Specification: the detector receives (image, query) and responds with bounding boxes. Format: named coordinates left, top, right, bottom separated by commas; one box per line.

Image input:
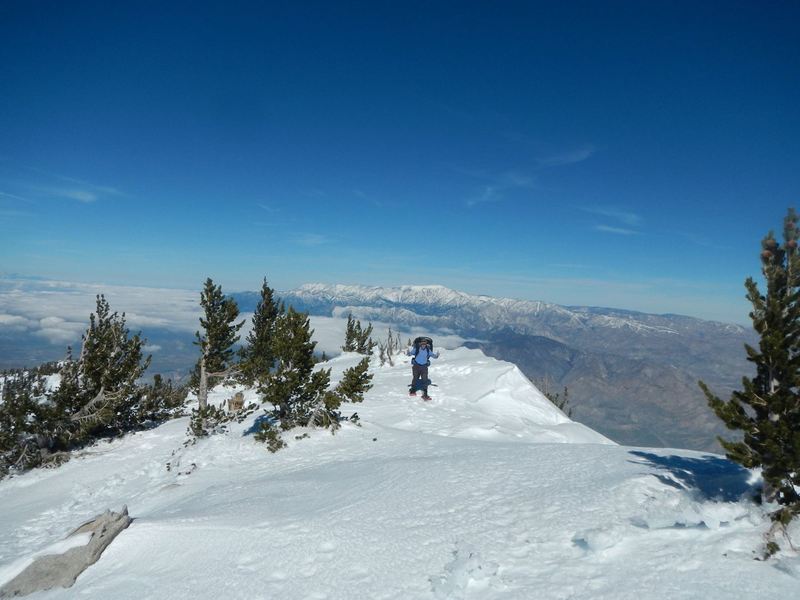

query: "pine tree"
left=136, top=374, right=187, bottom=425
left=1, top=297, right=175, bottom=478
left=260, top=307, right=320, bottom=426
left=254, top=421, right=287, bottom=452
left=342, top=313, right=358, bottom=352
left=0, top=370, right=47, bottom=475
left=48, top=295, right=151, bottom=442
left=193, top=278, right=245, bottom=409
left=699, top=208, right=800, bottom=556
left=45, top=348, right=82, bottom=447
left=334, top=357, right=374, bottom=403
left=341, top=313, right=376, bottom=355
left=239, top=278, right=280, bottom=385
left=256, top=306, right=348, bottom=447
left=536, top=376, right=573, bottom=418
left=355, top=320, right=376, bottom=355
left=77, top=295, right=151, bottom=432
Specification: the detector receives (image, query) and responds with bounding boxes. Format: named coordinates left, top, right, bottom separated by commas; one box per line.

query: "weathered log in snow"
left=0, top=506, right=132, bottom=598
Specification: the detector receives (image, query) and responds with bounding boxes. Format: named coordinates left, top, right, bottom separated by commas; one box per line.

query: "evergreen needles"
left=189, top=278, right=374, bottom=446
left=700, top=208, right=800, bottom=557
left=0, top=296, right=185, bottom=477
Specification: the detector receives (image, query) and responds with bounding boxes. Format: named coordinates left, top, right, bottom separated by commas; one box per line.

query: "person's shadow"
left=629, top=451, right=759, bottom=502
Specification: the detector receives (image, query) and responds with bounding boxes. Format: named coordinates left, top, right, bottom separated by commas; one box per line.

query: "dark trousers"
left=411, top=363, right=429, bottom=393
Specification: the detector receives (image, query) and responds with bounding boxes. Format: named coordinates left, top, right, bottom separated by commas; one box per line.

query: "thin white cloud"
left=35, top=187, right=99, bottom=203
left=50, top=174, right=124, bottom=197
left=537, top=145, right=595, bottom=168
left=673, top=231, right=731, bottom=251
left=0, top=190, right=33, bottom=203
left=9, top=167, right=127, bottom=204
left=583, top=207, right=643, bottom=227
left=498, top=133, right=595, bottom=169
left=595, top=225, right=640, bottom=236
left=466, top=171, right=538, bottom=207
left=498, top=171, right=537, bottom=189
left=467, top=185, right=503, bottom=207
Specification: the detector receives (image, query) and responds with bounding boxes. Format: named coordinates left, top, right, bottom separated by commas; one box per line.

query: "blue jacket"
left=408, top=346, right=439, bottom=366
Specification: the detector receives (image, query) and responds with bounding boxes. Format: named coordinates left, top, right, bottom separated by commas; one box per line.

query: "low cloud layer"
left=0, top=277, right=202, bottom=347
left=0, top=277, right=466, bottom=362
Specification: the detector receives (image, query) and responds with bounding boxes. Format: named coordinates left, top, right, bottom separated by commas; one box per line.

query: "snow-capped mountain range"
left=277, top=283, right=746, bottom=338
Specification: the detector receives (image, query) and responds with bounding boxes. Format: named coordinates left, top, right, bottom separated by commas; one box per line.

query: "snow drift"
left=0, top=347, right=797, bottom=599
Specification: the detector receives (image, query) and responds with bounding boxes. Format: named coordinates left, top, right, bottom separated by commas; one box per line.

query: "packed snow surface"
left=0, top=347, right=797, bottom=599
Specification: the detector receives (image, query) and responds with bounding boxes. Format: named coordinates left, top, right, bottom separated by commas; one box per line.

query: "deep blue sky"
left=1, top=1, right=798, bottom=324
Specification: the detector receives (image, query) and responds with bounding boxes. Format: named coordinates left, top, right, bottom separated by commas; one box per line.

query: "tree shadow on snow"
left=242, top=414, right=274, bottom=437
left=629, top=451, right=759, bottom=502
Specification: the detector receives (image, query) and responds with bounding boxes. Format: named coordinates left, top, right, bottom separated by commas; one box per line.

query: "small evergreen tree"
left=334, top=357, right=374, bottom=403
left=239, top=278, right=280, bottom=385
left=187, top=404, right=231, bottom=439
left=193, top=278, right=244, bottom=410
left=536, top=376, right=573, bottom=418
left=136, top=374, right=187, bottom=425
left=342, top=313, right=358, bottom=352
left=355, top=321, right=377, bottom=355
left=260, top=307, right=325, bottom=426
left=0, top=298, right=187, bottom=478
left=256, top=306, right=351, bottom=447
left=700, top=208, right=800, bottom=556
left=254, top=421, right=287, bottom=452
left=341, top=313, right=376, bottom=355
left=49, top=295, right=151, bottom=442
left=0, top=370, right=48, bottom=475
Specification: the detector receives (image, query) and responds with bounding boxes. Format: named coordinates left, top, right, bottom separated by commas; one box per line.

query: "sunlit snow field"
left=1, top=347, right=798, bottom=599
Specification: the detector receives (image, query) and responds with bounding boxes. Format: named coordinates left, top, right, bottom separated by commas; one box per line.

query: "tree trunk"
left=198, top=355, right=208, bottom=411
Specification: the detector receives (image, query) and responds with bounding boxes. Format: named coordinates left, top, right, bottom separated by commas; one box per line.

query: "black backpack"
left=412, top=336, right=434, bottom=355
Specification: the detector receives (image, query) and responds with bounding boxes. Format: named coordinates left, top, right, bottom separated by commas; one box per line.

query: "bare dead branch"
left=70, top=388, right=121, bottom=423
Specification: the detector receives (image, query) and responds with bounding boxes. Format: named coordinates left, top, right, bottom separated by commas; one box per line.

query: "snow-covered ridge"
left=287, top=283, right=741, bottom=336
left=324, top=346, right=612, bottom=445
left=1, top=346, right=795, bottom=599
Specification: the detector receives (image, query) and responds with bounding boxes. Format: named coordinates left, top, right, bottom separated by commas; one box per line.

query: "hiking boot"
left=409, top=389, right=417, bottom=396
left=422, top=394, right=432, bottom=401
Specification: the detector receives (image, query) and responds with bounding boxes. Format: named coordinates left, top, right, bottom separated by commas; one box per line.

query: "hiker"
left=407, top=336, right=439, bottom=400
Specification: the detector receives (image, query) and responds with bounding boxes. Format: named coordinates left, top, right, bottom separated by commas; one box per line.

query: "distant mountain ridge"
left=276, top=283, right=746, bottom=337
left=234, top=283, right=755, bottom=452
